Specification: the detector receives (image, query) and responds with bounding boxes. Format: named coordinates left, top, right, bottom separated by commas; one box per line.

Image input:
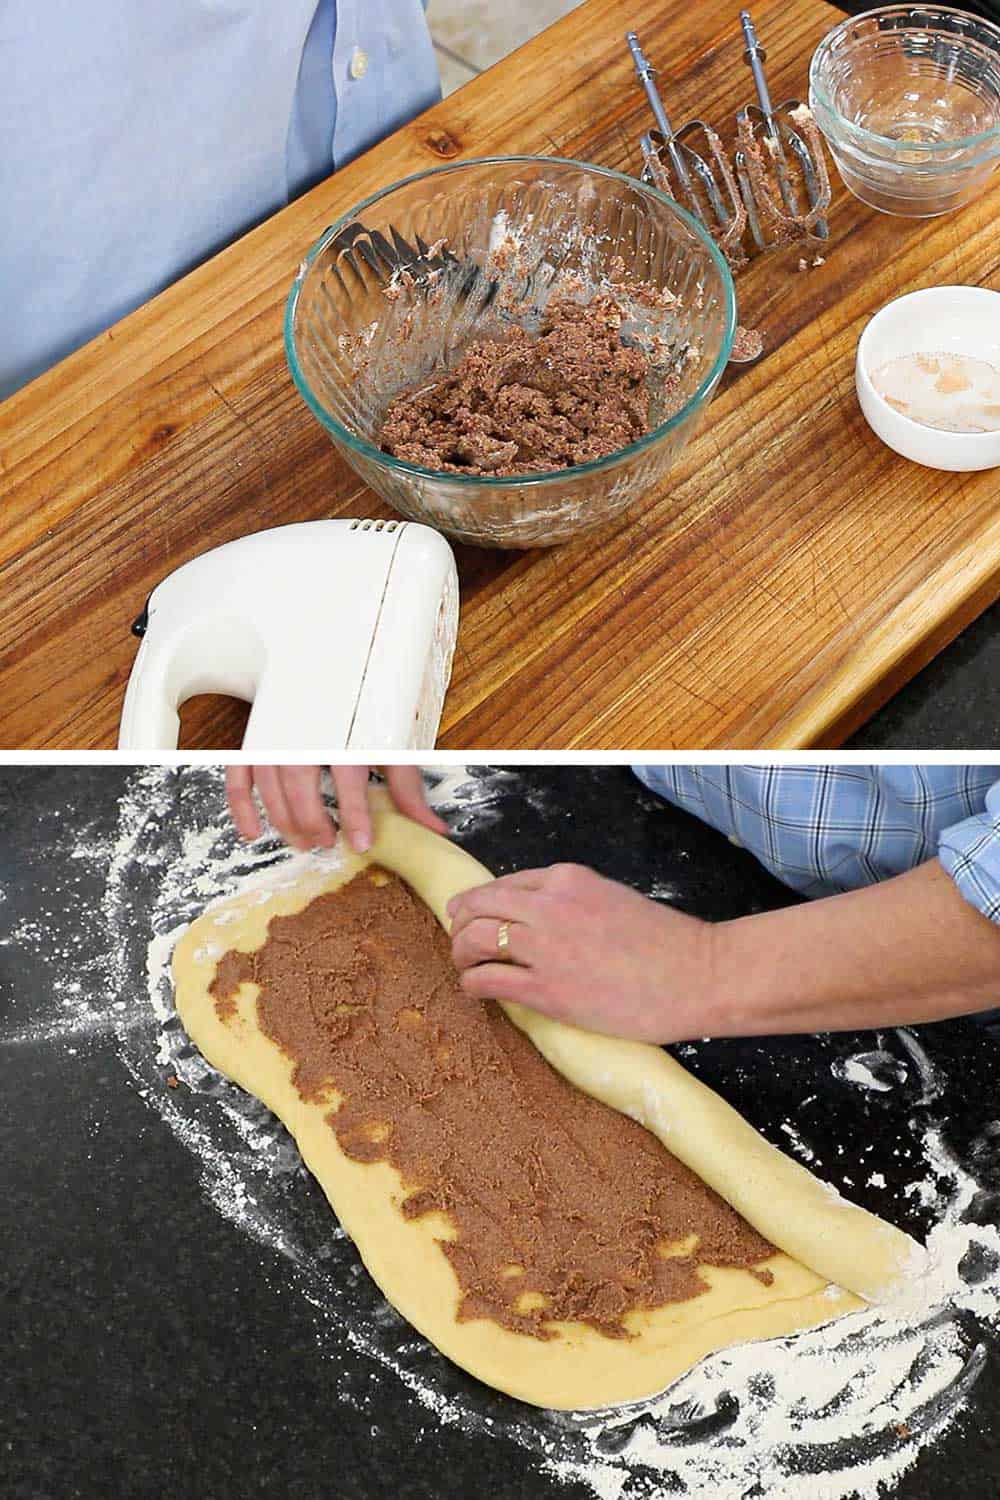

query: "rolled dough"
left=172, top=803, right=923, bottom=1410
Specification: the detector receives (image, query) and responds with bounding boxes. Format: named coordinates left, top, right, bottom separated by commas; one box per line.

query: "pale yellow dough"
left=172, top=804, right=924, bottom=1411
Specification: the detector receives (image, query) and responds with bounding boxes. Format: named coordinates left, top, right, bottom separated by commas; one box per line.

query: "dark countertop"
left=4, top=765, right=1000, bottom=1500
left=848, top=599, right=1000, bottom=751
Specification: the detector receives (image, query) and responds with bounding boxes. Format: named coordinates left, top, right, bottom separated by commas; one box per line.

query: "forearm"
left=706, top=858, right=1000, bottom=1038
left=447, top=853, right=1000, bottom=1044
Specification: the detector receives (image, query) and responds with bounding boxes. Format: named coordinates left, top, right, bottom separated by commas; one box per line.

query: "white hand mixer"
left=119, top=519, right=459, bottom=751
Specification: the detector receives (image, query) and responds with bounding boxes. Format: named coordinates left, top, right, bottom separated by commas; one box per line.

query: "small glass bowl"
left=285, top=156, right=735, bottom=549
left=809, top=4, right=1000, bottom=216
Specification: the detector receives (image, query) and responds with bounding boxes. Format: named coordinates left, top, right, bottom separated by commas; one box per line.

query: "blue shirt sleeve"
left=633, top=764, right=1000, bottom=920
left=939, top=780, right=1000, bottom=923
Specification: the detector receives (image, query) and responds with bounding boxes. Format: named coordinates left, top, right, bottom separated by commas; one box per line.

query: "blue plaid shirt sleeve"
left=939, top=779, right=1000, bottom=923
left=633, top=765, right=1000, bottom=924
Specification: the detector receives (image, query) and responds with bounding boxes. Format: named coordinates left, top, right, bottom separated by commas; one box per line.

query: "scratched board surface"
left=4, top=764, right=1000, bottom=1499
left=1, top=0, right=998, bottom=749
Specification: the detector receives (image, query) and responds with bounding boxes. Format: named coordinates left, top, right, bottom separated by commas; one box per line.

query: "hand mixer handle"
left=118, top=632, right=182, bottom=749
left=118, top=613, right=262, bottom=750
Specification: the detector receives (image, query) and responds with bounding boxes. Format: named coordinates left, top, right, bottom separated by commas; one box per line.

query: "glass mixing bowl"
left=809, top=5, right=1000, bottom=217
left=285, top=156, right=735, bottom=548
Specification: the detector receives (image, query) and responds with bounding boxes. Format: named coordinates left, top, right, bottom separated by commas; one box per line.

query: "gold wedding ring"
left=496, top=921, right=512, bottom=960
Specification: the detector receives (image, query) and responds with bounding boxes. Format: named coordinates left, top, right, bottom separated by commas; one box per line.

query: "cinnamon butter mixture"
left=210, top=871, right=776, bottom=1341
left=378, top=294, right=653, bottom=476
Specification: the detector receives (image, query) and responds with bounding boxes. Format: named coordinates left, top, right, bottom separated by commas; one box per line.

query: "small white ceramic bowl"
left=856, top=285, right=1000, bottom=470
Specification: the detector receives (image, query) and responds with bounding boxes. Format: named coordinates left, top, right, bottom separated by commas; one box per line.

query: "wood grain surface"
left=1, top=0, right=998, bottom=749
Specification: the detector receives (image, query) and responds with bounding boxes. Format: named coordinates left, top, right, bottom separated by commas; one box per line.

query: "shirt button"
left=350, top=46, right=369, bottom=80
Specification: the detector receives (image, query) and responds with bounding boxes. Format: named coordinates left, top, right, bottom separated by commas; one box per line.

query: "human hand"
left=226, top=766, right=447, bottom=853
left=447, top=863, right=715, bottom=1043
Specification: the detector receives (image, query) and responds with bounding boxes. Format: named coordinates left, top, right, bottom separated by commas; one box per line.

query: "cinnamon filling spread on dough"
left=378, top=295, right=653, bottom=476
left=210, top=871, right=776, bottom=1341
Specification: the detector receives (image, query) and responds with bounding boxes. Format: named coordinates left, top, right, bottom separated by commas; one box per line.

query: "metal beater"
left=627, top=31, right=748, bottom=269
left=734, top=11, right=831, bottom=250
left=628, top=13, right=831, bottom=265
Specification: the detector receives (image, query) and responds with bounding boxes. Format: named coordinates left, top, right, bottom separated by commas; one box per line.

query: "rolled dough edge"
left=366, top=802, right=927, bottom=1304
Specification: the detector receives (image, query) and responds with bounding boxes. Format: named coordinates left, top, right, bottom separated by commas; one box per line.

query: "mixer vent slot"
left=349, top=519, right=401, bottom=533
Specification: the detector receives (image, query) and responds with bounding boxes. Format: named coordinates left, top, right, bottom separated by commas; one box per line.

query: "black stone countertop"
left=4, top=765, right=1000, bottom=1500
left=848, top=601, right=1000, bottom=751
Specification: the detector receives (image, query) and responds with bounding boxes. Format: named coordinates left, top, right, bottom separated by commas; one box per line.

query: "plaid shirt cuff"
left=939, top=782, right=1000, bottom=925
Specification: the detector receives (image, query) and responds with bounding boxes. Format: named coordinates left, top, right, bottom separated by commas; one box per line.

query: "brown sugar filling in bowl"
left=210, top=871, right=776, bottom=1341
left=378, top=295, right=657, bottom=477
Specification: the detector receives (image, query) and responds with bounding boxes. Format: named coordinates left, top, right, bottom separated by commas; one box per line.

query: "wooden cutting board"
left=1, top=0, right=998, bottom=749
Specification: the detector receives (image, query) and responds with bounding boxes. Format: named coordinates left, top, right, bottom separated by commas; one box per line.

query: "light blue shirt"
left=2, top=1, right=440, bottom=400
left=634, top=764, right=1000, bottom=923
